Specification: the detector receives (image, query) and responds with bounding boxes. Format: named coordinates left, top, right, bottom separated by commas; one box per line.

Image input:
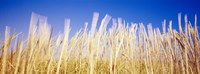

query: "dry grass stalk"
left=0, top=12, right=199, bottom=74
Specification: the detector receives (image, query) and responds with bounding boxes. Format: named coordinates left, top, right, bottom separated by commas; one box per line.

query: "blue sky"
left=0, top=0, right=200, bottom=39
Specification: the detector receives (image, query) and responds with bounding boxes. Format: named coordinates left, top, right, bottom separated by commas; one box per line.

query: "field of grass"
left=0, top=12, right=199, bottom=74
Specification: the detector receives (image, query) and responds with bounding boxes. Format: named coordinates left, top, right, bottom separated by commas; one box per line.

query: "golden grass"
left=0, top=12, right=199, bottom=74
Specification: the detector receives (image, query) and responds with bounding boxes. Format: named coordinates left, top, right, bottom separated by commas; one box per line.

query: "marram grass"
left=0, top=12, right=200, bottom=74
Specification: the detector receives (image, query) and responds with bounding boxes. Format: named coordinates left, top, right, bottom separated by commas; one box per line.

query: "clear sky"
left=0, top=0, right=200, bottom=39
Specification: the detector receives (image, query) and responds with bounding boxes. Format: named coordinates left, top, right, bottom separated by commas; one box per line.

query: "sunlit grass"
left=0, top=12, right=199, bottom=74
